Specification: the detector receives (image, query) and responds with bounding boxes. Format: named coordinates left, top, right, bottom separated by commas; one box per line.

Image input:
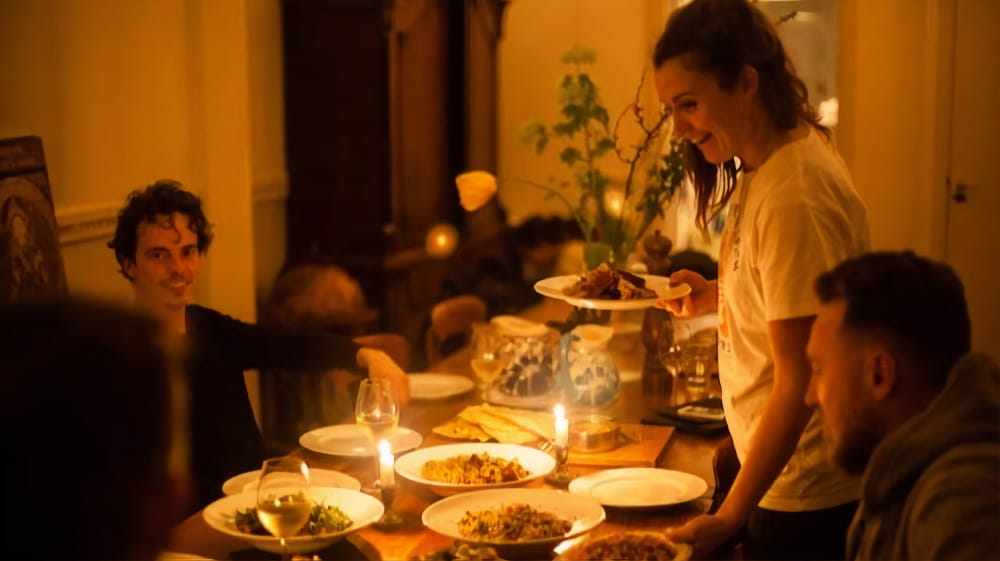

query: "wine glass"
left=469, top=322, right=505, bottom=401
left=658, top=322, right=694, bottom=404
left=355, top=378, right=399, bottom=491
left=256, top=457, right=311, bottom=561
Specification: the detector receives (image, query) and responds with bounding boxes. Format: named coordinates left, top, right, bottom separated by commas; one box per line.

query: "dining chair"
left=354, top=332, right=412, bottom=372
left=424, top=294, right=488, bottom=366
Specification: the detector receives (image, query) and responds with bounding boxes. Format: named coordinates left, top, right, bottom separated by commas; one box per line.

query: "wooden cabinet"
left=282, top=0, right=507, bottom=344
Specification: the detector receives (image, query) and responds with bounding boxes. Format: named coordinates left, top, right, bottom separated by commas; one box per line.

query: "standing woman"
left=653, top=0, right=869, bottom=559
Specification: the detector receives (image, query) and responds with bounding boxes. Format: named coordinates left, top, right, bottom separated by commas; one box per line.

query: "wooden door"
left=945, top=0, right=1000, bottom=360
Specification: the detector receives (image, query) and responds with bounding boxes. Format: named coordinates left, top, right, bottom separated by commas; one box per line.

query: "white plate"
left=408, top=373, right=476, bottom=400
left=202, top=487, right=383, bottom=554
left=222, top=468, right=361, bottom=496
left=423, top=488, right=605, bottom=557
left=484, top=386, right=557, bottom=410
left=534, top=274, right=691, bottom=310
left=394, top=442, right=556, bottom=496
left=299, top=424, right=422, bottom=457
left=568, top=467, right=708, bottom=508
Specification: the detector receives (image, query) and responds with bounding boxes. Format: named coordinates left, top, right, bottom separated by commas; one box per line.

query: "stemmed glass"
left=470, top=322, right=505, bottom=401
left=659, top=322, right=715, bottom=403
left=256, top=457, right=311, bottom=561
left=355, top=378, right=399, bottom=492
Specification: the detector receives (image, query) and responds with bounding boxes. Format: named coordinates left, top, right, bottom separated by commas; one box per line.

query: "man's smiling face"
left=124, top=212, right=201, bottom=313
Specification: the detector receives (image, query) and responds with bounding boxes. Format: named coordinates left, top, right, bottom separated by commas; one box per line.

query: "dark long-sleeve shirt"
left=185, top=305, right=360, bottom=509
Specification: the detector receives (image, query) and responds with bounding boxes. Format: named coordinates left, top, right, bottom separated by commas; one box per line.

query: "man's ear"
left=867, top=349, right=897, bottom=401
left=123, top=258, right=137, bottom=282
left=738, top=64, right=760, bottom=96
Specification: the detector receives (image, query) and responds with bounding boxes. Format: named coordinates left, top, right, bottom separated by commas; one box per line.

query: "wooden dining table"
left=167, top=299, right=726, bottom=560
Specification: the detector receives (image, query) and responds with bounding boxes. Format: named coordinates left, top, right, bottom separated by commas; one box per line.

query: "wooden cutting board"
left=567, top=423, right=674, bottom=467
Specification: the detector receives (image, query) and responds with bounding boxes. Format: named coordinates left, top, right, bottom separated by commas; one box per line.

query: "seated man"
left=805, top=251, right=999, bottom=560
left=0, top=299, right=189, bottom=560
left=108, top=179, right=409, bottom=509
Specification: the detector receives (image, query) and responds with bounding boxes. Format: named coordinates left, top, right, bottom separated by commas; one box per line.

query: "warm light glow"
left=425, top=223, right=458, bottom=258
left=378, top=439, right=395, bottom=488
left=604, top=190, right=625, bottom=217
left=553, top=403, right=569, bottom=448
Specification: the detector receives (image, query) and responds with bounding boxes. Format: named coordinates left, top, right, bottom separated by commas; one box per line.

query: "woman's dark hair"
left=108, top=179, right=213, bottom=280
left=815, top=251, right=971, bottom=383
left=652, top=0, right=826, bottom=230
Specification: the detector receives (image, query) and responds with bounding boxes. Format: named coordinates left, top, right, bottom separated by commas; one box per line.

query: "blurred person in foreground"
left=653, top=0, right=869, bottom=558
left=0, top=299, right=189, bottom=560
left=108, top=179, right=409, bottom=510
left=806, top=251, right=1000, bottom=560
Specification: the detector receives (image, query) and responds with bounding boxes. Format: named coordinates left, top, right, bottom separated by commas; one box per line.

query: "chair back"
left=354, top=332, right=412, bottom=371
left=425, top=294, right=487, bottom=365
left=0, top=136, right=68, bottom=304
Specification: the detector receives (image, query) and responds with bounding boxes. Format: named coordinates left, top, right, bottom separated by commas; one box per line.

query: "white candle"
left=554, top=403, right=569, bottom=448
left=378, top=439, right=395, bottom=488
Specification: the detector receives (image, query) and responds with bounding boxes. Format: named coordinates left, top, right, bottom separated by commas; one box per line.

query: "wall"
left=0, top=0, right=288, bottom=318
left=837, top=0, right=949, bottom=256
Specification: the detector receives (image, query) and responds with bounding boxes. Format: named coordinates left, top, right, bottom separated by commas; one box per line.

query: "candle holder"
left=372, top=482, right=403, bottom=531
left=544, top=443, right=574, bottom=488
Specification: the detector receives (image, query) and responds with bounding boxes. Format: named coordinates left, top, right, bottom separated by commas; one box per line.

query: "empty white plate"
left=409, top=373, right=476, bottom=400
left=299, top=424, right=422, bottom=457
left=568, top=467, right=708, bottom=508
left=222, top=467, right=360, bottom=496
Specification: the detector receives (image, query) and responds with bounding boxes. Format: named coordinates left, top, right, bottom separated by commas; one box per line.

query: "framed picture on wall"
left=0, top=136, right=68, bottom=304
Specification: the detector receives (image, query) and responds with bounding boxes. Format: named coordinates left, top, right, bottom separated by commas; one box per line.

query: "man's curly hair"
left=108, top=179, right=213, bottom=280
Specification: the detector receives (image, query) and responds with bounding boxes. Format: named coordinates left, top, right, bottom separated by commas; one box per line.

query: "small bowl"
left=569, top=414, right=619, bottom=453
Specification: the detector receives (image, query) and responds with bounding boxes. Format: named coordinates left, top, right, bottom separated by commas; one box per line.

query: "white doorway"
left=943, top=0, right=1000, bottom=361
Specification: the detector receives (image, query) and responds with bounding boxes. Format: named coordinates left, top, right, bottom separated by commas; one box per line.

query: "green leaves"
left=560, top=147, right=582, bottom=166
left=518, top=119, right=549, bottom=154
left=517, top=45, right=686, bottom=259
left=560, top=44, right=597, bottom=66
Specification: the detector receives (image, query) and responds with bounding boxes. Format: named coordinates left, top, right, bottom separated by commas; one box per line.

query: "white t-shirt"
left=717, top=127, right=869, bottom=511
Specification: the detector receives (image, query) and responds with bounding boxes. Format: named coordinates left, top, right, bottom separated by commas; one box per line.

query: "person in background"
left=0, top=299, right=189, bottom=560
left=264, top=262, right=379, bottom=336
left=107, top=180, right=409, bottom=510
left=806, top=251, right=999, bottom=560
left=652, top=0, right=870, bottom=558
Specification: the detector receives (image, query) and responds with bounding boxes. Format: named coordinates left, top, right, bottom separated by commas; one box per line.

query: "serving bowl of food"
left=422, top=488, right=605, bottom=559
left=203, top=487, right=383, bottom=554
left=394, top=442, right=556, bottom=497
left=557, top=530, right=692, bottom=561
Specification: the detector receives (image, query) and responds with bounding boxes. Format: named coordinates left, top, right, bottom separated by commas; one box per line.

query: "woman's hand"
left=656, top=269, right=718, bottom=317
left=666, top=512, right=742, bottom=559
left=356, top=348, right=411, bottom=408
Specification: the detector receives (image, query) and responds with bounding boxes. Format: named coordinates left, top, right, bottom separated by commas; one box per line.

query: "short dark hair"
left=108, top=179, right=213, bottom=280
left=652, top=0, right=824, bottom=231
left=815, top=251, right=971, bottom=381
left=0, top=299, right=186, bottom=559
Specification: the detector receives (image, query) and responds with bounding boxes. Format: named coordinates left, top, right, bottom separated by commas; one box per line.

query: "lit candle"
left=554, top=403, right=569, bottom=448
left=378, top=439, right=395, bottom=488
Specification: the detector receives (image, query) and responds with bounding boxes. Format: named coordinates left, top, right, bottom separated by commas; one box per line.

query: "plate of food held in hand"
left=534, top=263, right=690, bottom=310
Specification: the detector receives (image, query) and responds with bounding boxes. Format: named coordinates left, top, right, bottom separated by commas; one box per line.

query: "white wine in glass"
left=257, top=457, right=311, bottom=561
left=470, top=323, right=505, bottom=400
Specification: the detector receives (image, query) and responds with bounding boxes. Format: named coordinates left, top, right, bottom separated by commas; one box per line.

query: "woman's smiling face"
left=654, top=56, right=752, bottom=165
